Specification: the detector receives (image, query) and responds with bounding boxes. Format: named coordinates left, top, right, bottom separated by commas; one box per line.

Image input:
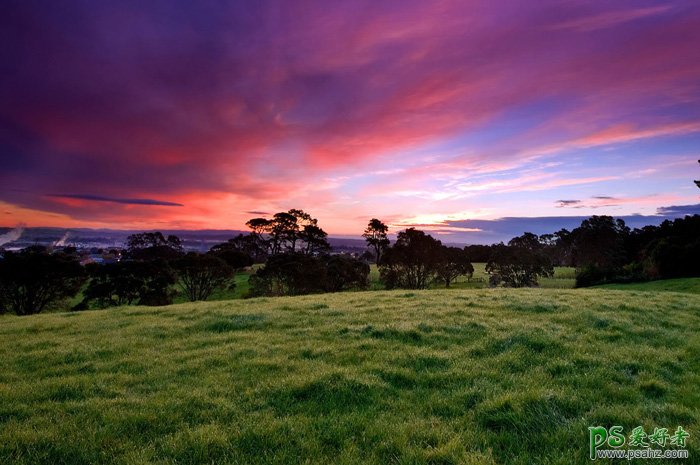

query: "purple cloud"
left=48, top=194, right=183, bottom=207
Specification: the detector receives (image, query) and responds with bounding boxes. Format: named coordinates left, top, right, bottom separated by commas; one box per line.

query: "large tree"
left=0, top=248, right=85, bottom=315
left=246, top=210, right=324, bottom=255
left=571, top=216, right=629, bottom=270
left=298, top=224, right=330, bottom=255
left=269, top=212, right=298, bottom=253
left=244, top=219, right=273, bottom=258
left=287, top=209, right=317, bottom=251
left=379, top=228, right=443, bottom=289
left=435, top=246, right=474, bottom=287
left=486, top=233, right=554, bottom=287
left=362, top=218, right=390, bottom=264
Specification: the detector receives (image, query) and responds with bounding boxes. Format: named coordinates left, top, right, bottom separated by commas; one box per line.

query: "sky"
left=1, top=0, right=700, bottom=242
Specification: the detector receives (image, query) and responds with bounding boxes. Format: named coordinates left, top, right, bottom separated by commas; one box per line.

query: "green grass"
left=594, top=277, right=700, bottom=294
left=1, top=288, right=699, bottom=464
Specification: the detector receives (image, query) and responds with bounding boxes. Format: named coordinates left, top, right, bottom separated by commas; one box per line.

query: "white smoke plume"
left=53, top=231, right=71, bottom=247
left=0, top=224, right=25, bottom=247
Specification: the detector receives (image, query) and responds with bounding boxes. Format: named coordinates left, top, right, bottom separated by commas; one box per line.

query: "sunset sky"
left=2, top=0, right=700, bottom=241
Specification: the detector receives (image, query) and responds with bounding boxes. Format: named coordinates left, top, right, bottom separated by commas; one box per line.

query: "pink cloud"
left=550, top=6, right=673, bottom=32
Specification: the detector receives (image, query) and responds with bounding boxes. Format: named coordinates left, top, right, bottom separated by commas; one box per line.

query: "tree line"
left=354, top=214, right=700, bottom=288
left=1, top=211, right=699, bottom=315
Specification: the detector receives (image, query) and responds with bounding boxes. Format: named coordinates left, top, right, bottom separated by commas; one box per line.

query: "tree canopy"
left=245, top=210, right=330, bottom=255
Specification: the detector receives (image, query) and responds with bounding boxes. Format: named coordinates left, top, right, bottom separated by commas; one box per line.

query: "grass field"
left=594, top=277, right=700, bottom=294
left=1, top=288, right=698, bottom=464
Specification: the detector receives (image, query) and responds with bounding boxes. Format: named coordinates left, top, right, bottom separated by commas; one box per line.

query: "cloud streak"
left=48, top=194, right=184, bottom=207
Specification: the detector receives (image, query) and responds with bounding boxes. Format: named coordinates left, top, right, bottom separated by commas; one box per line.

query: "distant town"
left=0, top=226, right=369, bottom=262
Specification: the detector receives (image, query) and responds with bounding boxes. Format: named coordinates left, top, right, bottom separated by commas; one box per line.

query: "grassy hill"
left=1, top=288, right=699, bottom=464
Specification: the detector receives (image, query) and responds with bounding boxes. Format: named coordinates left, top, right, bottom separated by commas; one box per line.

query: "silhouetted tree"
left=641, top=216, right=700, bottom=280
left=299, top=224, right=330, bottom=255
left=569, top=216, right=629, bottom=285
left=245, top=218, right=271, bottom=235
left=379, top=228, right=443, bottom=289
left=246, top=210, right=325, bottom=255
left=270, top=212, right=298, bottom=253
left=435, top=246, right=474, bottom=287
left=362, top=218, right=390, bottom=264
left=486, top=233, right=554, bottom=287
left=571, top=216, right=629, bottom=269
left=0, top=249, right=85, bottom=315
left=209, top=248, right=254, bottom=271
left=552, top=229, right=574, bottom=266
left=174, top=253, right=234, bottom=301
left=288, top=209, right=317, bottom=251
